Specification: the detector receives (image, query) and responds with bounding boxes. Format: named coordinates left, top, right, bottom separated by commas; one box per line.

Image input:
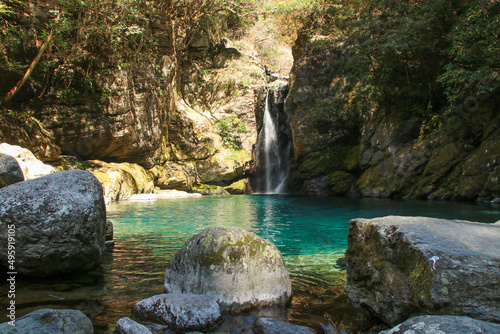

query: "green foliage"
left=437, top=0, right=500, bottom=106
left=216, top=117, right=247, bottom=150
left=298, top=0, right=499, bottom=136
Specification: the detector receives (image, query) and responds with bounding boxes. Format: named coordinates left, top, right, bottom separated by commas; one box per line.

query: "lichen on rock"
left=345, top=216, right=500, bottom=326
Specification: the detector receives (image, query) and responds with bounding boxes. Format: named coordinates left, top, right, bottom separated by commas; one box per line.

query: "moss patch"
left=299, top=145, right=358, bottom=179
left=408, top=260, right=433, bottom=304
left=192, top=183, right=229, bottom=195
left=194, top=232, right=256, bottom=267
left=327, top=171, right=356, bottom=195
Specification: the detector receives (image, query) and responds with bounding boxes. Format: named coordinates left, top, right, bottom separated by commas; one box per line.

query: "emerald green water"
left=2, top=196, right=499, bottom=333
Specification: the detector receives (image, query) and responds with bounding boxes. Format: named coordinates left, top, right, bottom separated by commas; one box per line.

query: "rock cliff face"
left=0, top=11, right=265, bottom=192
left=285, top=34, right=500, bottom=201
left=357, top=106, right=500, bottom=201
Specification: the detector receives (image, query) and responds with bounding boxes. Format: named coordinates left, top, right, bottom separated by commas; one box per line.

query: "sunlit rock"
left=0, top=170, right=106, bottom=276
left=0, top=143, right=55, bottom=179
left=88, top=160, right=155, bottom=202
left=346, top=216, right=500, bottom=326
left=133, top=293, right=221, bottom=332
left=164, top=226, right=292, bottom=311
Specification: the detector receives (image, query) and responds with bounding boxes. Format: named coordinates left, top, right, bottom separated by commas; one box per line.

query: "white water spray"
left=262, top=91, right=290, bottom=194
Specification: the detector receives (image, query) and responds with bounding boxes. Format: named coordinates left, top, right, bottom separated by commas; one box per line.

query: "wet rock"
left=164, top=227, right=292, bottom=311
left=0, top=153, right=24, bottom=188
left=346, top=216, right=500, bottom=326
left=0, top=143, right=55, bottom=179
left=379, top=315, right=500, bottom=334
left=133, top=293, right=221, bottom=332
left=0, top=170, right=106, bottom=276
left=253, top=318, right=315, bottom=334
left=0, top=308, right=93, bottom=333
left=327, top=171, right=356, bottom=196
left=232, top=317, right=315, bottom=334
left=116, top=317, right=152, bottom=334
left=105, top=220, right=114, bottom=241
left=302, top=175, right=329, bottom=196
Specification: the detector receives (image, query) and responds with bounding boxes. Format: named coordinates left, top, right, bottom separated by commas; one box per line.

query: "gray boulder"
left=346, top=216, right=500, bottom=326
left=0, top=308, right=93, bottom=333
left=0, top=153, right=24, bottom=188
left=133, top=293, right=221, bottom=332
left=116, top=317, right=152, bottom=334
left=0, top=170, right=106, bottom=276
left=379, top=315, right=500, bottom=334
left=164, top=227, right=292, bottom=311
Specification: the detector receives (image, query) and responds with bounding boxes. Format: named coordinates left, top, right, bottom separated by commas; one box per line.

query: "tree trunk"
left=1, top=14, right=60, bottom=106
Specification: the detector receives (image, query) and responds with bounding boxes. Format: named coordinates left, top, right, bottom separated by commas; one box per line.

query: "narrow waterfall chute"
left=256, top=88, right=292, bottom=194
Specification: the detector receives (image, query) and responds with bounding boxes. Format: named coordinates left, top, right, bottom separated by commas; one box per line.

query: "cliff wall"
left=286, top=35, right=500, bottom=201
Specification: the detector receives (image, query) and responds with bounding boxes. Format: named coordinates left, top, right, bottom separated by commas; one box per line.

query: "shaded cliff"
left=285, top=9, right=500, bottom=201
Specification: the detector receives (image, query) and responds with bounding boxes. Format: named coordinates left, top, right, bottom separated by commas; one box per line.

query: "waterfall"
left=259, top=90, right=291, bottom=194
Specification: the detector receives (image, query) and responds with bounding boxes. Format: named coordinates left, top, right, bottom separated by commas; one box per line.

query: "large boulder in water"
left=345, top=216, right=500, bottom=326
left=0, top=308, right=94, bottom=333
left=0, top=170, right=106, bottom=276
left=164, top=227, right=292, bottom=311
left=0, top=153, right=24, bottom=188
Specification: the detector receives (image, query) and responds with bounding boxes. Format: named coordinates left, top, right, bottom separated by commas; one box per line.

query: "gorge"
left=0, top=1, right=499, bottom=202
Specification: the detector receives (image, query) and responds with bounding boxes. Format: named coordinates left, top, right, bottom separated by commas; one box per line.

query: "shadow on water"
left=1, top=196, right=498, bottom=333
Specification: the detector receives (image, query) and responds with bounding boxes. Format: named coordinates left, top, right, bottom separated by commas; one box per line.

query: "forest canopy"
left=0, top=0, right=498, bottom=130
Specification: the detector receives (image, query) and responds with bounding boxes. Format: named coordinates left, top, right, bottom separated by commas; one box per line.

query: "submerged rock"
left=345, top=216, right=500, bottom=326
left=0, top=143, right=55, bottom=179
left=0, top=170, right=106, bottom=276
left=232, top=317, right=315, bottom=334
left=116, top=317, right=152, bottom=334
left=254, top=318, right=315, bottom=334
left=164, top=227, right=292, bottom=311
left=133, top=293, right=221, bottom=332
left=0, top=153, right=24, bottom=188
left=0, top=308, right=93, bottom=334
left=379, top=315, right=500, bottom=334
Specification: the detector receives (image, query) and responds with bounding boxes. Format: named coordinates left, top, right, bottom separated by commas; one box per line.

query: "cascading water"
left=257, top=90, right=292, bottom=194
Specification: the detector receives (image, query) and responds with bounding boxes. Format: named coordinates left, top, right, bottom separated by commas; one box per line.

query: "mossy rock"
left=346, top=216, right=500, bottom=326
left=327, top=171, right=356, bottom=195
left=298, top=145, right=357, bottom=179
left=192, top=183, right=229, bottom=195
left=164, top=227, right=292, bottom=311
left=224, top=179, right=247, bottom=194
